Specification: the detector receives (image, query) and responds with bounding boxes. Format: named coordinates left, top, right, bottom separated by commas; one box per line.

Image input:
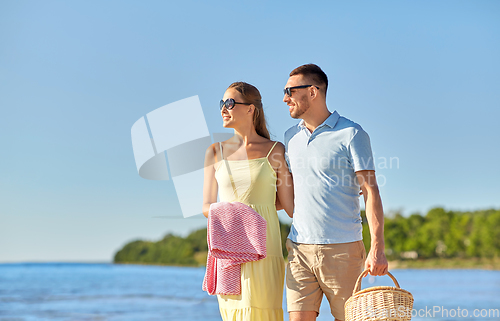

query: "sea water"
left=0, top=263, right=499, bottom=320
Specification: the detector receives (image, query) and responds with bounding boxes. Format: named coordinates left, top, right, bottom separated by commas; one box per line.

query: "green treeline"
left=113, top=208, right=500, bottom=266
left=114, top=228, right=208, bottom=266
left=365, top=208, right=500, bottom=260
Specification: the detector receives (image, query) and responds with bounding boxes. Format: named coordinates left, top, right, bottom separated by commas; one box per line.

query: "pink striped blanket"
left=202, top=201, right=267, bottom=295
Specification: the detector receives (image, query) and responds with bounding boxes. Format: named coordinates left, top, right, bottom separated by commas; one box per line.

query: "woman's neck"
left=232, top=125, right=261, bottom=145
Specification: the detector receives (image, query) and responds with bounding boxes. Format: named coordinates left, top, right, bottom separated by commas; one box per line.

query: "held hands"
left=365, top=247, right=388, bottom=276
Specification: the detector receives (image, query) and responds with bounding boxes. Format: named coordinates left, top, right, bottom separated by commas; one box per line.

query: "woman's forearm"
left=202, top=203, right=212, bottom=218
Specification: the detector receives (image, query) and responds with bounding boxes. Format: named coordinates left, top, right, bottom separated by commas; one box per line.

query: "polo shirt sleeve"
left=348, top=129, right=375, bottom=172
left=285, top=152, right=292, bottom=173
left=284, top=133, right=292, bottom=173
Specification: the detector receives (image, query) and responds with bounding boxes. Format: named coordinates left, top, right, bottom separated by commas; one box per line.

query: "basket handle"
left=352, top=269, right=400, bottom=295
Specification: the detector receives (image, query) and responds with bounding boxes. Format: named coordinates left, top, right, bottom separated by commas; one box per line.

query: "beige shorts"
left=286, top=238, right=366, bottom=320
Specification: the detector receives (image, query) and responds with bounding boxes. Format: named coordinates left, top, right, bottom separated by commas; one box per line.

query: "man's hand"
left=365, top=247, right=388, bottom=276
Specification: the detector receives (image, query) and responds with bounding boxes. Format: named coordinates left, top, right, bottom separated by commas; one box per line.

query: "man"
left=283, top=64, right=388, bottom=321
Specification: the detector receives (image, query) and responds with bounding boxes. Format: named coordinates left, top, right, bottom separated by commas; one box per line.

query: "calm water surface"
left=0, top=263, right=499, bottom=321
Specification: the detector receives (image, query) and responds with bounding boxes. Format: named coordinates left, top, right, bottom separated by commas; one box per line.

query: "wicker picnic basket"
left=345, top=269, right=414, bottom=321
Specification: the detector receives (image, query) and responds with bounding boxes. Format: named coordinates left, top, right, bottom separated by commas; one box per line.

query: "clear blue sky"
left=1, top=0, right=499, bottom=262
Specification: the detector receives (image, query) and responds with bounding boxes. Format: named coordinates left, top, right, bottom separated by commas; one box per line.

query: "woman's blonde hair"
left=227, top=82, right=270, bottom=139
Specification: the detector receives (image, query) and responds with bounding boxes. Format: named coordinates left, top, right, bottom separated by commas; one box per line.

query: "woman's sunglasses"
left=283, top=85, right=319, bottom=97
left=220, top=98, right=252, bottom=110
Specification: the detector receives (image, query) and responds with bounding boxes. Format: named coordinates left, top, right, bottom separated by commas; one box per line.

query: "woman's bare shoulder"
left=268, top=140, right=285, bottom=153
left=267, top=141, right=286, bottom=169
left=204, top=143, right=218, bottom=165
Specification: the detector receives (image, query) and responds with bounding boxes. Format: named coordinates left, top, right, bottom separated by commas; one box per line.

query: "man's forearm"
left=364, top=187, right=385, bottom=250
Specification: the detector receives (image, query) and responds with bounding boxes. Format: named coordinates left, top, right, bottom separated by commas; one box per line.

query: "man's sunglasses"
left=283, top=85, right=319, bottom=97
left=220, top=98, right=252, bottom=110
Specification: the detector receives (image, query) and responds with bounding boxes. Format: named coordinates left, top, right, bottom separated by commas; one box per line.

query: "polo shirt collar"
left=324, top=110, right=340, bottom=128
left=298, top=110, right=340, bottom=130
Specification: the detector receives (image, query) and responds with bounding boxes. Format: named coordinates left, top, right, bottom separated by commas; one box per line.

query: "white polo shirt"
left=285, top=110, right=375, bottom=244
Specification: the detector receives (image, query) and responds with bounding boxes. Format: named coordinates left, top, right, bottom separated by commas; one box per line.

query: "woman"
left=202, top=82, right=294, bottom=321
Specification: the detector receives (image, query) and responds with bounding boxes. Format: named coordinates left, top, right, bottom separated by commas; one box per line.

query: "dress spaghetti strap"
left=219, top=142, right=224, bottom=160
left=266, top=141, right=278, bottom=158
left=219, top=142, right=238, bottom=198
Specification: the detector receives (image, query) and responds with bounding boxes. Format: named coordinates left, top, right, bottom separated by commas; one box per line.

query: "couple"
left=202, top=64, right=388, bottom=321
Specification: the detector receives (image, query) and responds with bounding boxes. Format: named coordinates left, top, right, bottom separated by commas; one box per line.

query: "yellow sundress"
left=214, top=141, right=285, bottom=321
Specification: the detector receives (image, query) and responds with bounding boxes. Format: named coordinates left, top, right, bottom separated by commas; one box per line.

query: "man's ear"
left=309, top=86, right=319, bottom=100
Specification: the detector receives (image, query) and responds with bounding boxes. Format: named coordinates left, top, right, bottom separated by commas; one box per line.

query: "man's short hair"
left=289, top=64, right=328, bottom=95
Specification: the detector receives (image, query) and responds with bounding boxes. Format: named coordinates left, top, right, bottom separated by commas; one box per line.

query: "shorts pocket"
left=285, top=238, right=292, bottom=251
left=285, top=239, right=297, bottom=263
left=358, top=241, right=367, bottom=260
